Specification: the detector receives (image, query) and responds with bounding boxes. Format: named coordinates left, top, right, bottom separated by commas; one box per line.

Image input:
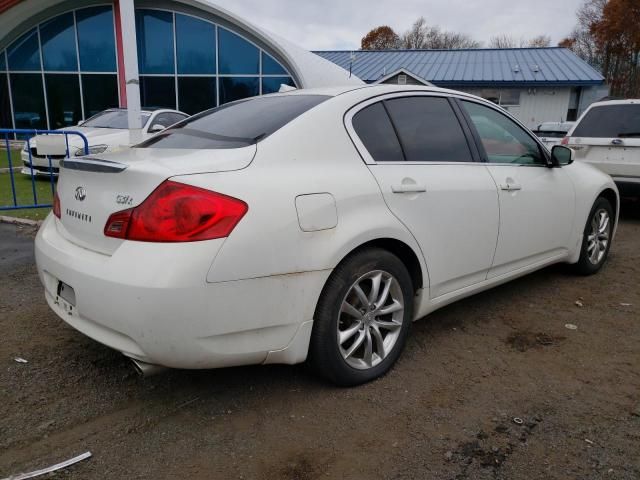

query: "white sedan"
left=35, top=85, right=618, bottom=386
left=21, top=108, right=188, bottom=176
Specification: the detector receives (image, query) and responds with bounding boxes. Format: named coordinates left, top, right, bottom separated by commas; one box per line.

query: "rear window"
left=573, top=104, right=640, bottom=138
left=138, top=95, right=330, bottom=149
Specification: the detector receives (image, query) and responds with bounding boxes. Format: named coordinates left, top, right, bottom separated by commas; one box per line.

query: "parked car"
left=564, top=99, right=640, bottom=196
left=21, top=108, right=189, bottom=177
left=35, top=86, right=619, bottom=386
left=533, top=121, right=575, bottom=149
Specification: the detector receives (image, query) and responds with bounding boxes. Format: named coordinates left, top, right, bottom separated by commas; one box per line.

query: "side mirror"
left=149, top=124, right=166, bottom=134
left=77, top=120, right=85, bottom=126
left=551, top=145, right=574, bottom=167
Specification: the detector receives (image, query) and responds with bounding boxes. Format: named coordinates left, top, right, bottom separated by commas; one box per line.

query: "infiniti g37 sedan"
left=35, top=85, right=619, bottom=386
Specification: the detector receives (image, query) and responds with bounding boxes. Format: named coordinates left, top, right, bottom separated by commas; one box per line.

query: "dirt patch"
left=506, top=331, right=566, bottom=352
left=1, top=202, right=640, bottom=479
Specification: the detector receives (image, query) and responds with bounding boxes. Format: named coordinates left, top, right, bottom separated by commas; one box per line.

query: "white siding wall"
left=504, top=87, right=571, bottom=130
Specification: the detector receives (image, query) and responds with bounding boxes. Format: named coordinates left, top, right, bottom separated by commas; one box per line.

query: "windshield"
left=573, top=104, right=640, bottom=138
left=82, top=110, right=152, bottom=129
left=138, top=95, right=330, bottom=149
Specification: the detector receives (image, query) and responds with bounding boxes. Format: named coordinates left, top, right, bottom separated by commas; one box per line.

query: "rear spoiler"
left=60, top=158, right=128, bottom=173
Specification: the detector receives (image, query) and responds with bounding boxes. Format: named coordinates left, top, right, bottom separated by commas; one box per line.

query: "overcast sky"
left=210, top=0, right=583, bottom=50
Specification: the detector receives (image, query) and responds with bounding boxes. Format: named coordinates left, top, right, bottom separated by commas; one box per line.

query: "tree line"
left=360, top=18, right=551, bottom=51
left=361, top=0, right=639, bottom=97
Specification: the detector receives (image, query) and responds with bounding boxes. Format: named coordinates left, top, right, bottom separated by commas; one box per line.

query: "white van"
left=565, top=100, right=640, bottom=196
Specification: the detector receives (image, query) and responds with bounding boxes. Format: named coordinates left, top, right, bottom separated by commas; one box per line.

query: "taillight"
left=561, top=136, right=570, bottom=145
left=53, top=191, right=61, bottom=219
left=104, top=180, right=248, bottom=242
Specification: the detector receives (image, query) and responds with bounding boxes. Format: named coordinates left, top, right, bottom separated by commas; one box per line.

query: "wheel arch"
left=329, top=237, right=425, bottom=294
left=598, top=188, right=619, bottom=224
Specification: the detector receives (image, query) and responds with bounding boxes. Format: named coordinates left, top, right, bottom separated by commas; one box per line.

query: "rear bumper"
left=35, top=215, right=329, bottom=369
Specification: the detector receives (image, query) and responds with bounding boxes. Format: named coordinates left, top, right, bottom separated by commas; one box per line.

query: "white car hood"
left=27, top=127, right=138, bottom=153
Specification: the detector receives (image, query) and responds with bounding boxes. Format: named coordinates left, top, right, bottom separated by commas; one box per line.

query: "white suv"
left=564, top=99, right=640, bottom=196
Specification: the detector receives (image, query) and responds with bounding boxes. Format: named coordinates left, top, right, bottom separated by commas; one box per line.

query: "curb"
left=0, top=215, right=43, bottom=227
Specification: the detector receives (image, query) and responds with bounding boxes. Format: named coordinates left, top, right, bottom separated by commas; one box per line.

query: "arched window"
left=135, top=9, right=296, bottom=115
left=1, top=5, right=119, bottom=130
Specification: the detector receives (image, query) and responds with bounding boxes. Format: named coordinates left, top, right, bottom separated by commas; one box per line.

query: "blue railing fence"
left=0, top=129, right=89, bottom=212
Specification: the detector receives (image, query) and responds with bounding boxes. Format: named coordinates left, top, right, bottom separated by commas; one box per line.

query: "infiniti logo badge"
left=75, top=186, right=87, bottom=202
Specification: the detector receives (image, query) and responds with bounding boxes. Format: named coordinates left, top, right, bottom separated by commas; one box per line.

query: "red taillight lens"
left=53, top=191, right=61, bottom=219
left=561, top=136, right=570, bottom=145
left=104, top=180, right=248, bottom=243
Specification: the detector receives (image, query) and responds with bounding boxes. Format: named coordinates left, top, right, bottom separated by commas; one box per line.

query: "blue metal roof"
left=313, top=48, right=604, bottom=87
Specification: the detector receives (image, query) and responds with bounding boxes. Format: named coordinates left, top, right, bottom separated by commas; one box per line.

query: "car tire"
left=573, top=197, right=614, bottom=275
left=309, top=248, right=414, bottom=386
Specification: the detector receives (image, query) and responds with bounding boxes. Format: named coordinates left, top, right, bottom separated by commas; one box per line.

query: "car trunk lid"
left=55, top=146, right=256, bottom=255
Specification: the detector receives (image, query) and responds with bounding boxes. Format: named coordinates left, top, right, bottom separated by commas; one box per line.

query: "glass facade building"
left=0, top=5, right=296, bottom=131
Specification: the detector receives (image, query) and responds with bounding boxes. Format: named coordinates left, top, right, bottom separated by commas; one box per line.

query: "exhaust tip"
left=130, top=358, right=166, bottom=377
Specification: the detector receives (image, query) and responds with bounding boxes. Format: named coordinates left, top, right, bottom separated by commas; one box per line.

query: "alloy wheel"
left=337, top=270, right=405, bottom=370
left=586, top=208, right=611, bottom=265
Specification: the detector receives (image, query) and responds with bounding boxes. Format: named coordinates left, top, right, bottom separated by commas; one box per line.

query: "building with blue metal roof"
left=315, top=48, right=608, bottom=129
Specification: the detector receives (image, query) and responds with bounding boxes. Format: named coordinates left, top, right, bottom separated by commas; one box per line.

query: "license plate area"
left=56, top=281, right=76, bottom=314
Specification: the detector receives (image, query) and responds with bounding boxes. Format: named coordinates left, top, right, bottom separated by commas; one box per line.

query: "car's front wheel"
left=309, top=248, right=414, bottom=386
left=574, top=197, right=614, bottom=275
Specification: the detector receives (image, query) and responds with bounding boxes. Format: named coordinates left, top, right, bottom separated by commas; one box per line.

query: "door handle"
left=611, top=139, right=624, bottom=146
left=500, top=183, right=522, bottom=192
left=391, top=184, right=427, bottom=194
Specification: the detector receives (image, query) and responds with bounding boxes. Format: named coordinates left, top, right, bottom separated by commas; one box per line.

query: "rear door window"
left=384, top=97, right=473, bottom=163
left=352, top=102, right=404, bottom=162
left=573, top=104, right=640, bottom=138
left=139, top=95, right=330, bottom=149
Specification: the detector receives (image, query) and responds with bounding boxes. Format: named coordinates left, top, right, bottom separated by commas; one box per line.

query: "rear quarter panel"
left=172, top=97, right=428, bottom=287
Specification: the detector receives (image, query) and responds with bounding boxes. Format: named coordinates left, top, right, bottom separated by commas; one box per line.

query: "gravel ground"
left=1, top=203, right=639, bottom=480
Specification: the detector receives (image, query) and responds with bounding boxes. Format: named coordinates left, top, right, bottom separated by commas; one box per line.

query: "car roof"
left=588, top=99, right=640, bottom=108
left=103, top=107, right=188, bottom=115
left=272, top=84, right=489, bottom=106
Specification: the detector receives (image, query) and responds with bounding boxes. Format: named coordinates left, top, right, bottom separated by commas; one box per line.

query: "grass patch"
left=0, top=149, right=21, bottom=169
left=0, top=171, right=54, bottom=221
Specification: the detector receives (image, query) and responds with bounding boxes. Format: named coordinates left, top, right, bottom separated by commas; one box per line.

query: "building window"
left=140, top=76, right=176, bottom=109
left=262, top=52, right=287, bottom=75
left=1, top=6, right=119, bottom=131
left=178, top=77, right=217, bottom=115
left=10, top=73, right=47, bottom=130
left=134, top=8, right=297, bottom=112
left=82, top=74, right=119, bottom=118
left=176, top=14, right=216, bottom=74
left=136, top=10, right=175, bottom=74
left=220, top=77, right=259, bottom=104
left=218, top=28, right=259, bottom=75
left=465, top=88, right=521, bottom=107
left=76, top=6, right=117, bottom=72
left=1, top=72, right=12, bottom=129
left=45, top=74, right=82, bottom=128
left=7, top=29, right=40, bottom=71
left=40, top=12, right=78, bottom=72
left=262, top=77, right=295, bottom=95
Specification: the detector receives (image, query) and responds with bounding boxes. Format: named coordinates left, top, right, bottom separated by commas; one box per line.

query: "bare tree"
left=489, top=34, right=518, bottom=48
left=402, top=17, right=429, bottom=49
left=361, top=26, right=401, bottom=50
left=401, top=17, right=480, bottom=49
left=528, top=35, right=552, bottom=47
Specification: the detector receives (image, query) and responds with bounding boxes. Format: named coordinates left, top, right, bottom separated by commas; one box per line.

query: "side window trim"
left=346, top=92, right=485, bottom=166
left=454, top=97, right=551, bottom=167
left=448, top=98, right=482, bottom=163
left=452, top=97, right=488, bottom=163
left=381, top=100, right=408, bottom=162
